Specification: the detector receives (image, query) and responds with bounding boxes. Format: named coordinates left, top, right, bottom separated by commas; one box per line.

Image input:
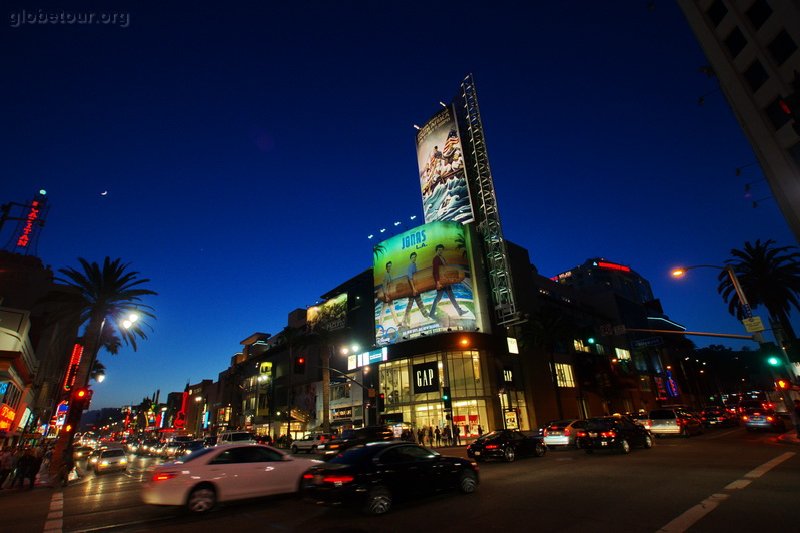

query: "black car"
left=700, top=406, right=737, bottom=428
left=466, top=429, right=546, bottom=462
left=317, top=425, right=395, bottom=457
left=578, top=416, right=654, bottom=454
left=302, top=441, right=479, bottom=515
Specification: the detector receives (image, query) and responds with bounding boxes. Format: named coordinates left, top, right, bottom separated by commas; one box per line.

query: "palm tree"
left=90, top=360, right=106, bottom=383
left=49, top=257, right=156, bottom=476
left=717, top=240, right=800, bottom=360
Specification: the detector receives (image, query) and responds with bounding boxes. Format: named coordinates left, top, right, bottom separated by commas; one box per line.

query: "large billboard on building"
left=373, top=220, right=486, bottom=346
left=307, top=293, right=347, bottom=331
left=416, top=106, right=474, bottom=224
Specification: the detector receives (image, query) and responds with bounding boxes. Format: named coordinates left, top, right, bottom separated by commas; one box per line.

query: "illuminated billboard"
left=373, top=220, right=486, bottom=346
left=307, top=293, right=347, bottom=331
left=416, top=106, right=474, bottom=224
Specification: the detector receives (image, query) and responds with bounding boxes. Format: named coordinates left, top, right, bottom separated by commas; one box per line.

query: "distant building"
left=679, top=0, right=800, bottom=242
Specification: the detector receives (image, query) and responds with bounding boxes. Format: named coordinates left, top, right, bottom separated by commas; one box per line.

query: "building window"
left=595, top=344, right=606, bottom=355
left=764, top=96, right=792, bottom=130
left=743, top=59, right=770, bottom=92
left=615, top=347, right=631, bottom=361
left=767, top=30, right=797, bottom=66
left=746, top=0, right=772, bottom=30
left=705, top=0, right=728, bottom=28
left=724, top=27, right=747, bottom=58
left=573, top=339, right=590, bottom=353
left=555, top=363, right=575, bottom=388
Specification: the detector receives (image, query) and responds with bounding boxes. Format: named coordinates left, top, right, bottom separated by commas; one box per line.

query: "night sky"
left=3, top=1, right=797, bottom=409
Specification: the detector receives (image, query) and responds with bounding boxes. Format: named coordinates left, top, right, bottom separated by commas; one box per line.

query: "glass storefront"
left=379, top=349, right=495, bottom=440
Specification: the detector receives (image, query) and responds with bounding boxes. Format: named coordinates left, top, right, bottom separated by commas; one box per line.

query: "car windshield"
left=476, top=430, right=505, bottom=442
left=548, top=420, right=573, bottom=429
left=102, top=449, right=125, bottom=457
left=176, top=447, right=217, bottom=463
left=326, top=445, right=377, bottom=465
left=586, top=418, right=616, bottom=430
left=649, top=409, right=677, bottom=420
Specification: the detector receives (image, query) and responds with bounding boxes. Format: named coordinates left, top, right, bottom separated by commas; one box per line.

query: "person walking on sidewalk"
left=453, top=423, right=461, bottom=446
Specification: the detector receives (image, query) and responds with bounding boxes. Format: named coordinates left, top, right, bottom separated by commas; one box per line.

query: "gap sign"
left=412, top=362, right=439, bottom=393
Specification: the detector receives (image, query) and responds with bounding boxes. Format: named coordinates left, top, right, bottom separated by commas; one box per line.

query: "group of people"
left=399, top=423, right=478, bottom=447
left=0, top=446, right=48, bottom=490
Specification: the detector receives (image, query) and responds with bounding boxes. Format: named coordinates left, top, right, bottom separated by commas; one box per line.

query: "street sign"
left=742, top=316, right=765, bottom=333
left=632, top=337, right=663, bottom=348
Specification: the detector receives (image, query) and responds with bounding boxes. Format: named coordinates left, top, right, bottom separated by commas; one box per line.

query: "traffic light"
left=70, top=387, right=93, bottom=411
left=587, top=337, right=596, bottom=345
left=442, top=386, right=452, bottom=410
left=377, top=393, right=385, bottom=413
left=293, top=356, right=306, bottom=374
left=776, top=378, right=789, bottom=390
left=767, top=356, right=781, bottom=367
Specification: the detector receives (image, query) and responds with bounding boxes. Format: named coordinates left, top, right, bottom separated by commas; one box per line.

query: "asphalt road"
left=36, top=427, right=800, bottom=532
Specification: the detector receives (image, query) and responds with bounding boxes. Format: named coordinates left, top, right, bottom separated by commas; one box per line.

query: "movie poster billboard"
left=307, top=293, right=347, bottom=331
left=416, top=106, right=474, bottom=224
left=373, top=220, right=485, bottom=346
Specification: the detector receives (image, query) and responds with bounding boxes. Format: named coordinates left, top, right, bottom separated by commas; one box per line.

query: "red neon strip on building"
left=16, top=200, right=40, bottom=248
left=63, top=343, right=84, bottom=391
left=597, top=261, right=631, bottom=273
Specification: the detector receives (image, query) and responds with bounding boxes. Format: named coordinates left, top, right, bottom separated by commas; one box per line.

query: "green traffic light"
left=587, top=337, right=596, bottom=344
left=767, top=356, right=780, bottom=366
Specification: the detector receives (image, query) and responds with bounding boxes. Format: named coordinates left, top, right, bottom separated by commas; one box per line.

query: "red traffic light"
left=75, top=389, right=87, bottom=399
left=297, top=357, right=305, bottom=364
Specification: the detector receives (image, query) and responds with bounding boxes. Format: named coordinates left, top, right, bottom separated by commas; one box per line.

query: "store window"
left=615, top=348, right=631, bottom=361
left=555, top=363, right=575, bottom=388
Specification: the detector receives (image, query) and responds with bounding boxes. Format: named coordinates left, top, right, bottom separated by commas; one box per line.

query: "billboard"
left=373, top=220, right=485, bottom=346
left=416, top=106, right=474, bottom=224
left=307, top=293, right=347, bottom=331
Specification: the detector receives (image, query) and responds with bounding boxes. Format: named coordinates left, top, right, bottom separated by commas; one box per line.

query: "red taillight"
left=644, top=420, right=652, bottom=428
left=302, top=473, right=314, bottom=480
left=563, top=428, right=571, bottom=436
left=576, top=431, right=587, bottom=438
left=742, top=416, right=749, bottom=421
left=753, top=412, right=761, bottom=416
left=322, top=475, right=354, bottom=484
left=152, top=472, right=177, bottom=482
left=599, top=431, right=616, bottom=438
left=543, top=429, right=549, bottom=437
left=485, top=444, right=499, bottom=450
left=767, top=416, right=774, bottom=422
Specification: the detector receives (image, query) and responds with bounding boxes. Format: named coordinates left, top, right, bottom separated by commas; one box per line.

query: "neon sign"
left=15, top=200, right=40, bottom=248
left=596, top=261, right=631, bottom=273
left=0, top=404, right=17, bottom=431
left=63, top=343, right=84, bottom=392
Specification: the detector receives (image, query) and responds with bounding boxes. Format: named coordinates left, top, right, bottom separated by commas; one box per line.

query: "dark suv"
left=578, top=415, right=654, bottom=454
left=318, top=425, right=395, bottom=457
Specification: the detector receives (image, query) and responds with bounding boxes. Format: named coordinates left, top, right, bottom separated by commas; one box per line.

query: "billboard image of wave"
left=416, top=107, right=474, bottom=224
left=373, top=221, right=482, bottom=346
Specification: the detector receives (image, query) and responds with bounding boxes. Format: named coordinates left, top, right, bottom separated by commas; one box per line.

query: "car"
left=142, top=444, right=322, bottom=513
left=87, top=447, right=108, bottom=468
left=291, top=433, right=334, bottom=454
left=466, top=429, right=546, bottom=462
left=175, top=440, right=206, bottom=458
left=93, top=448, right=128, bottom=474
left=578, top=415, right=654, bottom=454
left=138, top=439, right=160, bottom=456
left=742, top=408, right=786, bottom=432
left=700, top=406, right=737, bottom=428
left=302, top=441, right=479, bottom=515
left=72, top=446, right=94, bottom=461
left=644, top=408, right=704, bottom=437
left=317, top=426, right=395, bottom=457
left=543, top=419, right=587, bottom=448
left=216, top=431, right=257, bottom=446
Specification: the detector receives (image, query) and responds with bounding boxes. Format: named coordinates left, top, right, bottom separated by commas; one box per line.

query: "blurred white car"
left=141, top=444, right=322, bottom=513
left=543, top=419, right=587, bottom=448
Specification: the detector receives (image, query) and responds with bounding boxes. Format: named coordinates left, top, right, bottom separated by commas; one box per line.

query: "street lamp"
left=670, top=264, right=764, bottom=343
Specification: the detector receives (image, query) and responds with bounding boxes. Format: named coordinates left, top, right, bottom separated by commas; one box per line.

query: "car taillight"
left=767, top=416, right=774, bottom=422
left=599, top=431, right=616, bottom=438
left=322, top=475, right=354, bottom=484
left=564, top=428, right=571, bottom=436
left=543, top=429, right=549, bottom=437
left=644, top=420, right=652, bottom=428
left=485, top=444, right=499, bottom=449
left=152, top=472, right=178, bottom=482
left=742, top=415, right=749, bottom=421
left=302, top=473, right=314, bottom=479
left=577, top=431, right=587, bottom=438
left=753, top=412, right=761, bottom=416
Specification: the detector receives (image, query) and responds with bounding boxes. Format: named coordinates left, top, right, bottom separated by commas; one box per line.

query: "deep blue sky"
left=3, top=1, right=797, bottom=409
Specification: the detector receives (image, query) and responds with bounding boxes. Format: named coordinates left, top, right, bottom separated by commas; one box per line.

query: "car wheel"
left=620, top=439, right=631, bottom=454
left=504, top=447, right=516, bottom=462
left=458, top=471, right=478, bottom=494
left=534, top=441, right=546, bottom=457
left=291, top=445, right=298, bottom=454
left=187, top=484, right=216, bottom=513
left=643, top=435, right=653, bottom=449
left=363, top=485, right=392, bottom=515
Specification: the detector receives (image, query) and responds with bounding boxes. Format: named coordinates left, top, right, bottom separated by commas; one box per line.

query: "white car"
left=141, top=444, right=322, bottom=513
left=543, top=419, right=587, bottom=448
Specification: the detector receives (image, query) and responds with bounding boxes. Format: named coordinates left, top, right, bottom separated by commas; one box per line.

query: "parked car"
left=302, top=441, right=478, bottom=515
left=644, top=408, right=703, bottom=437
left=700, top=406, right=737, bottom=428
left=93, top=448, right=128, bottom=474
left=543, top=419, right=587, bottom=448
left=291, top=433, right=334, bottom=454
left=466, top=429, right=546, bottom=462
left=578, top=415, right=654, bottom=454
left=142, top=444, right=322, bottom=513
left=317, top=426, right=395, bottom=457
left=742, top=409, right=786, bottom=432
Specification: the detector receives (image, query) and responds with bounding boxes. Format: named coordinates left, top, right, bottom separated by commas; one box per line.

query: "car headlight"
left=120, top=459, right=127, bottom=464
left=100, top=461, right=109, bottom=466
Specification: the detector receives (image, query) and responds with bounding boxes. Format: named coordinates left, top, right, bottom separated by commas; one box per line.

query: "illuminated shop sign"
left=373, top=220, right=484, bottom=346
left=15, top=200, right=41, bottom=248
left=332, top=407, right=352, bottom=420
left=412, top=361, right=439, bottom=394
left=416, top=106, right=474, bottom=224
left=63, top=343, right=84, bottom=392
left=503, top=369, right=513, bottom=382
left=0, top=404, right=17, bottom=431
left=347, top=347, right=388, bottom=371
left=507, top=337, right=519, bottom=354
left=595, top=261, right=631, bottom=273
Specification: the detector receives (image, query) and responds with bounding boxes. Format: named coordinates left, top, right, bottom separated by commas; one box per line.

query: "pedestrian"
left=12, top=449, right=33, bottom=489
left=477, top=425, right=483, bottom=437
left=443, top=425, right=451, bottom=446
left=435, top=426, right=441, bottom=447
left=26, top=449, right=42, bottom=489
left=453, top=424, right=461, bottom=446
left=794, top=399, right=800, bottom=437
left=417, top=428, right=423, bottom=444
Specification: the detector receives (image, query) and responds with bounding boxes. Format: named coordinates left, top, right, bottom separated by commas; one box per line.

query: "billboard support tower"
left=458, top=74, right=521, bottom=326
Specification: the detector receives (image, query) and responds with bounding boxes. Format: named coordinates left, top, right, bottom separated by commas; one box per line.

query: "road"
left=47, top=427, right=799, bottom=532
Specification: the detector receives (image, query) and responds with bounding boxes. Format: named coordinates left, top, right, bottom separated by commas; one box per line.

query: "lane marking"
left=705, top=428, right=741, bottom=440
left=44, top=490, right=63, bottom=533
left=657, top=451, right=795, bottom=532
